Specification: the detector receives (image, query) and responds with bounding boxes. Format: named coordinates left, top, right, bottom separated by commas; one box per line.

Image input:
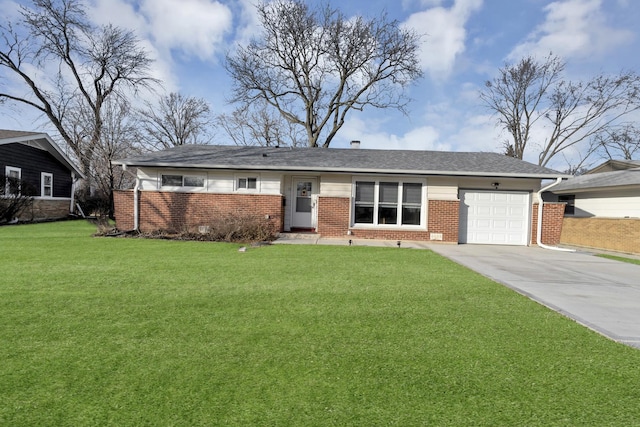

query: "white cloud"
left=403, top=0, right=483, bottom=81
left=139, top=0, right=232, bottom=61
left=509, top=0, right=634, bottom=61
left=232, top=0, right=263, bottom=47
left=334, top=116, right=445, bottom=151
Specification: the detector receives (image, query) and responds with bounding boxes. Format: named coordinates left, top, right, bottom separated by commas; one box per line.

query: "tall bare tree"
left=225, top=0, right=423, bottom=148
left=62, top=96, right=140, bottom=214
left=0, top=0, right=158, bottom=200
left=594, top=124, right=640, bottom=161
left=481, top=54, right=640, bottom=168
left=137, top=92, right=213, bottom=150
left=216, top=101, right=305, bottom=147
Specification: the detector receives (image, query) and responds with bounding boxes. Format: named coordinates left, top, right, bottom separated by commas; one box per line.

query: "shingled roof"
left=552, top=168, right=640, bottom=193
left=114, top=144, right=566, bottom=179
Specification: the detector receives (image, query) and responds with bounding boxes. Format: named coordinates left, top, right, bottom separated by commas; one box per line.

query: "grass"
left=1, top=221, right=640, bottom=426
left=597, top=253, right=640, bottom=266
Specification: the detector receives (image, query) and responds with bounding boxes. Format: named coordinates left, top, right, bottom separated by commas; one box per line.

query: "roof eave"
left=1, top=133, right=85, bottom=178
left=553, top=183, right=640, bottom=194
left=113, top=160, right=568, bottom=179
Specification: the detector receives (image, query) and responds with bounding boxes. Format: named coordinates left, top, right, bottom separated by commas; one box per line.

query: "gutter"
left=536, top=177, right=575, bottom=252
left=112, top=161, right=568, bottom=180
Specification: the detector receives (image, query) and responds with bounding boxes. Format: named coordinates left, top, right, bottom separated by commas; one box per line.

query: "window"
left=4, top=166, right=21, bottom=196
left=41, top=172, right=53, bottom=197
left=402, top=183, right=422, bottom=225
left=354, top=181, right=374, bottom=223
left=161, top=174, right=205, bottom=187
left=354, top=180, right=423, bottom=226
left=237, top=177, right=257, bottom=190
left=558, top=195, right=575, bottom=216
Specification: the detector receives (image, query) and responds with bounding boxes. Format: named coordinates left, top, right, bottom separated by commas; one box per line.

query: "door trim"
left=290, top=176, right=318, bottom=231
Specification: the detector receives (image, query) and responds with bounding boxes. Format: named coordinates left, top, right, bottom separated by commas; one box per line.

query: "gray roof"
left=552, top=168, right=640, bottom=193
left=0, top=129, right=85, bottom=177
left=114, top=144, right=566, bottom=178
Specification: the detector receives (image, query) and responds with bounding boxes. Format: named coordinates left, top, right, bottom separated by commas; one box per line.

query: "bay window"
left=354, top=180, right=424, bottom=226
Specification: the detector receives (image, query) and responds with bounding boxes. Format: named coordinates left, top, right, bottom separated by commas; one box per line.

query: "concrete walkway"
left=275, top=234, right=640, bottom=349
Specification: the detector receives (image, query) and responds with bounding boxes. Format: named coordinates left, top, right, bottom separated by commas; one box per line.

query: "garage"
left=459, top=190, right=530, bottom=245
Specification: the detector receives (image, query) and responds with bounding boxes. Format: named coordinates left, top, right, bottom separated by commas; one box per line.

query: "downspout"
left=536, top=177, right=575, bottom=252
left=70, top=172, right=76, bottom=214
left=122, top=165, right=140, bottom=231
left=133, top=176, right=140, bottom=232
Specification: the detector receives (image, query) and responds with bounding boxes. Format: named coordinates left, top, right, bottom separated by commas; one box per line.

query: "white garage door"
left=459, top=190, right=530, bottom=245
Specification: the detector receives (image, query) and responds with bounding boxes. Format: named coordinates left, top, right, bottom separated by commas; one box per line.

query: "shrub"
left=198, top=213, right=278, bottom=242
left=0, top=175, right=36, bottom=223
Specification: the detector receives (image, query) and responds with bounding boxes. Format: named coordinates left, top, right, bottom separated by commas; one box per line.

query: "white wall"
left=574, top=189, right=640, bottom=218
left=136, top=167, right=282, bottom=195
left=319, top=174, right=351, bottom=197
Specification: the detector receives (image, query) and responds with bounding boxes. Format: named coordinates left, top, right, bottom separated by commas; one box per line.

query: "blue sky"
left=1, top=0, right=639, bottom=169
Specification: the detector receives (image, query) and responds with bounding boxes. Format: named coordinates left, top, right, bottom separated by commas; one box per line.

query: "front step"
left=276, top=232, right=320, bottom=240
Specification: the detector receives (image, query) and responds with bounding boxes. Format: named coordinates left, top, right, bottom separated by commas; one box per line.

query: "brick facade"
left=530, top=202, right=565, bottom=246
left=113, top=190, right=284, bottom=233
left=316, top=197, right=350, bottom=237
left=561, top=217, right=640, bottom=254
left=316, top=197, right=459, bottom=243
left=114, top=190, right=567, bottom=246
left=113, top=191, right=134, bottom=230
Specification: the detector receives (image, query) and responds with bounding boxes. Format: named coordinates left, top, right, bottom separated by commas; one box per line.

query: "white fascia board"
left=113, top=161, right=570, bottom=180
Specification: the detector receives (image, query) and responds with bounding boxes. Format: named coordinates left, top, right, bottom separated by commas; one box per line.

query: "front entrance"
left=291, top=177, right=317, bottom=230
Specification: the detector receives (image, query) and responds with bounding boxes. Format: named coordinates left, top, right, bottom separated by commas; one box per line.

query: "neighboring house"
left=0, top=129, right=84, bottom=221
left=113, top=144, right=568, bottom=246
left=550, top=159, right=640, bottom=253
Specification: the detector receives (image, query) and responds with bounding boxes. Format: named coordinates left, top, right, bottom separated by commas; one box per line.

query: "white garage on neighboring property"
left=459, top=190, right=531, bottom=245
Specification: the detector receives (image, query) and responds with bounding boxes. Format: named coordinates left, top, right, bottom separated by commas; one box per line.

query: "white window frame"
left=235, top=174, right=260, bottom=192
left=351, top=177, right=427, bottom=228
left=160, top=173, right=206, bottom=189
left=41, top=172, right=53, bottom=198
left=4, top=166, right=22, bottom=196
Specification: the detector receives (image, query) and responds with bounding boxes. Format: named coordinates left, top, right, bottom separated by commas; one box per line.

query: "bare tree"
left=595, top=124, right=640, bottom=161
left=225, top=0, right=423, bottom=148
left=480, top=54, right=564, bottom=160
left=216, top=101, right=305, bottom=147
left=0, top=0, right=158, bottom=198
left=481, top=54, right=640, bottom=167
left=138, top=92, right=213, bottom=150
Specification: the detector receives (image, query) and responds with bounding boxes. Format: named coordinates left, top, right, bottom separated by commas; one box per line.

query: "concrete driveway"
left=428, top=244, right=640, bottom=349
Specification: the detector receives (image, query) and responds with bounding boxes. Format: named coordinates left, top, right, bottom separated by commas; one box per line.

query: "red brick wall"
left=316, top=197, right=459, bottom=243
left=428, top=199, right=459, bottom=243
left=113, top=190, right=134, bottom=230
left=316, top=197, right=350, bottom=237
left=113, top=190, right=284, bottom=232
left=531, top=202, right=565, bottom=245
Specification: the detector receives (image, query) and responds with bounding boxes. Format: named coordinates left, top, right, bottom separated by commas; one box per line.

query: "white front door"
left=291, top=177, right=317, bottom=229
left=459, top=190, right=530, bottom=245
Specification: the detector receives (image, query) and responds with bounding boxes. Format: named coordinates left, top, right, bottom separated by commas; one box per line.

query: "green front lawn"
left=597, top=253, right=640, bottom=266
left=1, top=221, right=639, bottom=426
